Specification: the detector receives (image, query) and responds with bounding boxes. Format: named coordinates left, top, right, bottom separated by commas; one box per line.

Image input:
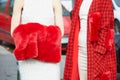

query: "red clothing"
left=64, top=0, right=117, bottom=80
left=13, top=23, right=62, bottom=63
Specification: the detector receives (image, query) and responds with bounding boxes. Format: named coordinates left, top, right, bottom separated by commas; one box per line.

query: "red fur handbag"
left=13, top=23, right=62, bottom=63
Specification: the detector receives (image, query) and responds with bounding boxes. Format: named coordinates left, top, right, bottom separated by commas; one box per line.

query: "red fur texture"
left=100, top=71, right=111, bottom=80
left=106, top=29, right=114, bottom=51
left=13, top=23, right=62, bottom=63
left=89, top=12, right=101, bottom=42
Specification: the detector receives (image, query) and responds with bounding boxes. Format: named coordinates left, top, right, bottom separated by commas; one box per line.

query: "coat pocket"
left=89, top=12, right=101, bottom=42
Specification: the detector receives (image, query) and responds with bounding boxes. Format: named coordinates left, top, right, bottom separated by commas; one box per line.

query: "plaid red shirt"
left=64, top=0, right=117, bottom=80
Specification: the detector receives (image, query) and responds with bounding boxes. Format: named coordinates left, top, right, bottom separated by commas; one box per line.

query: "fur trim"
left=106, top=29, right=114, bottom=51
left=100, top=71, right=111, bottom=80
left=13, top=23, right=62, bottom=63
left=89, top=12, right=101, bottom=42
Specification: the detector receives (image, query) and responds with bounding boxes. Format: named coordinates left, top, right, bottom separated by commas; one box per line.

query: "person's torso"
left=21, top=0, right=54, bottom=25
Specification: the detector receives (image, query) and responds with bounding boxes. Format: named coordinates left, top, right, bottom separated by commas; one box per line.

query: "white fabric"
left=19, top=0, right=60, bottom=80
left=21, top=0, right=54, bottom=25
left=78, top=0, right=93, bottom=80
left=79, top=69, right=87, bottom=80
left=19, top=59, right=60, bottom=80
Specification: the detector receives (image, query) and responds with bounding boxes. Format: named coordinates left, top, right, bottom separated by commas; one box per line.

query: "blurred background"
left=0, top=0, right=120, bottom=80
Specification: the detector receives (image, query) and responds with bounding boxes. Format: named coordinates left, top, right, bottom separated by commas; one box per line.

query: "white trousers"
left=18, top=59, right=60, bottom=80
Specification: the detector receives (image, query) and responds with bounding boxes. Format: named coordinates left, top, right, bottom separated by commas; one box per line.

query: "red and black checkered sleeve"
left=94, top=0, right=114, bottom=54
